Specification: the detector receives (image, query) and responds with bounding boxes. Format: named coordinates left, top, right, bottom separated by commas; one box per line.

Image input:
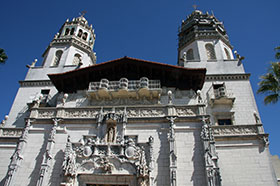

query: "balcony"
left=207, top=86, right=235, bottom=107
left=87, top=77, right=162, bottom=100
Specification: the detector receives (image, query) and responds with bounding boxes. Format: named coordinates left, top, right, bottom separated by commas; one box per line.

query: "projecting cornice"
left=205, top=73, right=250, bottom=81
left=19, top=80, right=53, bottom=87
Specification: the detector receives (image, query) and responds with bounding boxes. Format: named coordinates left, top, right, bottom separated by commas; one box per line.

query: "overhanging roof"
left=48, top=56, right=206, bottom=93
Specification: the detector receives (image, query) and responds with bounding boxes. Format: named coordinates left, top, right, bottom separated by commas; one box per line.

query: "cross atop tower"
left=80, top=10, right=87, bottom=17
left=192, top=4, right=197, bottom=10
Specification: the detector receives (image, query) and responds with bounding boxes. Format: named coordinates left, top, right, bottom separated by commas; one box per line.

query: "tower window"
left=78, top=29, right=83, bottom=38
left=82, top=32, right=88, bottom=41
left=52, top=50, right=63, bottom=67
left=40, top=89, right=50, bottom=106
left=70, top=28, right=75, bottom=35
left=224, top=48, right=231, bottom=60
left=218, top=119, right=232, bottom=125
left=213, top=82, right=226, bottom=98
left=65, top=28, right=70, bottom=35
left=205, top=44, right=216, bottom=60
left=186, top=49, right=194, bottom=60
left=73, top=53, right=82, bottom=65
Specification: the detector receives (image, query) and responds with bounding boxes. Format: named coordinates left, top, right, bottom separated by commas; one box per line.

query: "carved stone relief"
left=62, top=135, right=151, bottom=186
left=212, top=125, right=258, bottom=136
left=37, top=110, right=56, bottom=118
left=127, top=108, right=164, bottom=118
left=176, top=108, right=196, bottom=116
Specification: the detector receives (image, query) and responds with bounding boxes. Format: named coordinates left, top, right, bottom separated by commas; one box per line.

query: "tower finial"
left=192, top=0, right=198, bottom=10
left=80, top=10, right=87, bottom=17
left=193, top=4, right=197, bottom=10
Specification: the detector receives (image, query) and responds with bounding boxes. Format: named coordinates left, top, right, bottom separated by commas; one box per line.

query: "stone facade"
left=0, top=11, right=278, bottom=186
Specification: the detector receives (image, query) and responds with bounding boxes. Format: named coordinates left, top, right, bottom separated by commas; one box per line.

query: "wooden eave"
left=48, top=56, right=206, bottom=93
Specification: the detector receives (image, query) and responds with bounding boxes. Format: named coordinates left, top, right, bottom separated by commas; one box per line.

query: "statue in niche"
left=107, top=126, right=115, bottom=143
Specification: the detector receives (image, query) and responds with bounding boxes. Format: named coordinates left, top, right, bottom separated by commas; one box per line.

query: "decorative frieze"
left=31, top=106, right=200, bottom=120
left=176, top=107, right=196, bottom=116
left=127, top=108, right=165, bottom=118
left=37, top=110, right=56, bottom=118
left=0, top=128, right=23, bottom=138
left=64, top=109, right=99, bottom=118
left=212, top=125, right=258, bottom=137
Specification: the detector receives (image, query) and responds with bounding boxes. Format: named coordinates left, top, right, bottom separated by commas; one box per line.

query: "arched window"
left=73, top=53, right=82, bottom=65
left=205, top=44, right=216, bottom=60
left=224, top=48, right=231, bottom=60
left=70, top=28, right=75, bottom=35
left=82, top=32, right=88, bottom=41
left=52, top=50, right=63, bottom=66
left=65, top=28, right=70, bottom=35
left=78, top=29, right=83, bottom=38
left=186, top=49, right=194, bottom=60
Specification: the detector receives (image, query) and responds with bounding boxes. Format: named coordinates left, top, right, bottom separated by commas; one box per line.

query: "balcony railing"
left=207, top=86, right=235, bottom=106
left=88, top=78, right=161, bottom=91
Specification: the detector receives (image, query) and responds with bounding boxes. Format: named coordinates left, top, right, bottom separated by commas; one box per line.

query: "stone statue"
left=168, top=90, right=173, bottom=105
left=107, top=127, right=115, bottom=143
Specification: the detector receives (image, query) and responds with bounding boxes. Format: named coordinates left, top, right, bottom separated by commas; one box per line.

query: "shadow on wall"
left=155, top=128, right=170, bottom=186
left=27, top=128, right=49, bottom=186
left=49, top=149, right=64, bottom=186
left=191, top=128, right=207, bottom=186
left=12, top=106, right=30, bottom=127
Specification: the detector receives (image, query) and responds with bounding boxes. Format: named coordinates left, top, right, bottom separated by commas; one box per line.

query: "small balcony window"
left=218, top=119, right=232, bottom=125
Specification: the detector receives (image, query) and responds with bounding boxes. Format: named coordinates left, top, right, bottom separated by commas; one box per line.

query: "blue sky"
left=0, top=0, right=279, bottom=156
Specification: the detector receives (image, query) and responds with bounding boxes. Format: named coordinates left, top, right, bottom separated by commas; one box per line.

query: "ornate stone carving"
left=176, top=108, right=196, bottom=116
left=200, top=117, right=221, bottom=186
left=212, top=125, right=258, bottom=136
left=61, top=135, right=151, bottom=185
left=64, top=110, right=98, bottom=118
left=4, top=119, right=32, bottom=186
left=127, top=108, right=164, bottom=118
left=63, top=136, right=77, bottom=177
left=37, top=110, right=55, bottom=118
left=167, top=117, right=177, bottom=186
left=0, top=128, right=23, bottom=137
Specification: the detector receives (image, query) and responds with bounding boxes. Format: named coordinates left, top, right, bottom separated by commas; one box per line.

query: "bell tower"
left=42, top=14, right=96, bottom=68
left=178, top=10, right=244, bottom=74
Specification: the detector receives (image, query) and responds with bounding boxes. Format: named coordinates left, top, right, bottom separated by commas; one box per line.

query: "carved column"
left=167, top=116, right=177, bottom=186
left=201, top=117, right=222, bottom=186
left=122, top=107, right=127, bottom=141
left=4, top=119, right=32, bottom=186
left=62, top=136, right=77, bottom=186
left=148, top=136, right=155, bottom=186
left=96, top=108, right=104, bottom=143
left=36, top=119, right=61, bottom=186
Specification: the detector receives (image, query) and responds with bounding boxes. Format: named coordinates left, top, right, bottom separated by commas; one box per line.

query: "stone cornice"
left=212, top=124, right=268, bottom=142
left=205, top=73, right=250, bottom=81
left=29, top=105, right=202, bottom=121
left=19, top=80, right=53, bottom=87
left=0, top=127, right=24, bottom=139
